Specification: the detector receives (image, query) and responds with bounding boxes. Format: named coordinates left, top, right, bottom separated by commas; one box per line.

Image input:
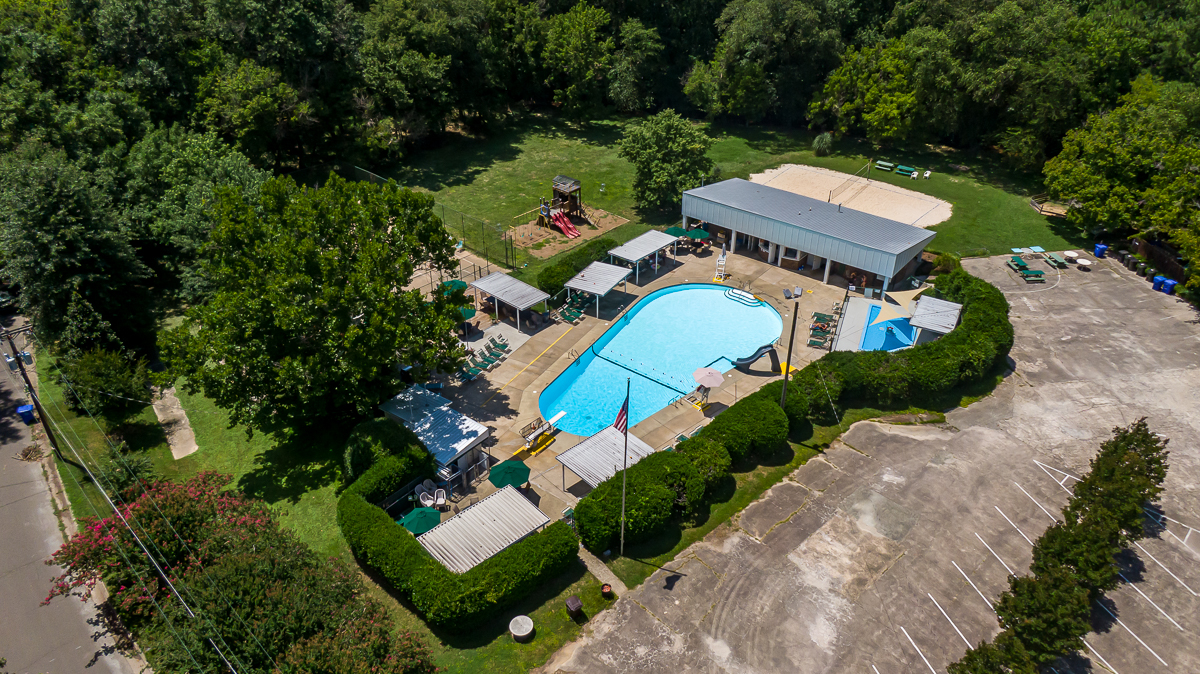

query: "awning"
left=380, top=387, right=490, bottom=468
left=564, top=261, right=631, bottom=297
left=556, top=426, right=658, bottom=489
left=469, top=272, right=550, bottom=310
left=417, top=485, right=549, bottom=573
left=608, top=230, right=680, bottom=263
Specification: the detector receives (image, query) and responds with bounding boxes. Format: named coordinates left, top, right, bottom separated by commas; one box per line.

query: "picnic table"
left=875, top=161, right=896, bottom=172
left=896, top=165, right=917, bottom=176
left=1045, top=252, right=1068, bottom=268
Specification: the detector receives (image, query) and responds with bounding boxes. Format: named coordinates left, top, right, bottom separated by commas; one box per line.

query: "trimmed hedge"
left=673, top=437, right=730, bottom=493
left=693, top=395, right=789, bottom=462
left=337, top=436, right=579, bottom=630
left=574, top=451, right=702, bottom=552
left=343, top=418, right=432, bottom=486
left=536, top=237, right=617, bottom=295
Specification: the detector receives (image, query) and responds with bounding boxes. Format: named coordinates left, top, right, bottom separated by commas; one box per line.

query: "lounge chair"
left=808, top=337, right=828, bottom=347
left=812, top=312, right=836, bottom=321
left=469, top=356, right=495, bottom=372
left=489, top=337, right=511, bottom=352
left=476, top=350, right=502, bottom=366
left=457, top=365, right=480, bottom=381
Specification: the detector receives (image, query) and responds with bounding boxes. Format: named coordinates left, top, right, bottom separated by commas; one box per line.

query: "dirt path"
left=152, top=387, right=199, bottom=460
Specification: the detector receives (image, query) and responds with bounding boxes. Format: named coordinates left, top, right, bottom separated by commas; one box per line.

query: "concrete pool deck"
left=433, top=244, right=852, bottom=513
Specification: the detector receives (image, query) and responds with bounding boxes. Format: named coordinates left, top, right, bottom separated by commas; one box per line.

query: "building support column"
left=730, top=229, right=738, bottom=252
left=776, top=244, right=784, bottom=267
left=823, top=261, right=832, bottom=284
left=767, top=242, right=776, bottom=265
left=882, top=275, right=891, bottom=292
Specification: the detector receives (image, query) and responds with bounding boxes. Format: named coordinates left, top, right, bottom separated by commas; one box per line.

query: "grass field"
left=382, top=114, right=1087, bottom=269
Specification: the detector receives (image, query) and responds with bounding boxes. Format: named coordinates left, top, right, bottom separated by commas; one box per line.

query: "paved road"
left=0, top=316, right=135, bottom=674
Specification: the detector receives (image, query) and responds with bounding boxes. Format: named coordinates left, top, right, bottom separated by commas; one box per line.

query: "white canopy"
left=909, top=296, right=963, bottom=334
left=557, top=426, right=658, bottom=489
left=608, top=230, right=679, bottom=263
left=469, top=272, right=549, bottom=310
left=380, top=387, right=490, bottom=468
left=565, top=261, right=631, bottom=296
left=417, top=485, right=549, bottom=573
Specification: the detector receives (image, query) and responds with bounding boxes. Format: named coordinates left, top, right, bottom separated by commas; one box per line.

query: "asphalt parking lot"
left=544, top=254, right=1200, bottom=673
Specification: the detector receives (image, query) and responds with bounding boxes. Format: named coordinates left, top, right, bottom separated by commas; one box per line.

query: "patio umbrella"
left=489, top=459, right=531, bottom=489
left=686, top=229, right=710, bottom=240
left=692, top=367, right=724, bottom=389
left=459, top=306, right=477, bottom=320
left=399, top=508, right=441, bottom=535
left=441, top=279, right=468, bottom=291
left=665, top=226, right=688, bottom=237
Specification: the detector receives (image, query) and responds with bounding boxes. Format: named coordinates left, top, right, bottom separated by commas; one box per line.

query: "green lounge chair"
left=476, top=349, right=503, bottom=365
left=812, top=312, right=836, bottom=321
left=471, top=354, right=498, bottom=370
left=489, top=337, right=511, bottom=352
left=808, top=338, right=828, bottom=347
left=457, top=365, right=480, bottom=381
left=810, top=330, right=832, bottom=338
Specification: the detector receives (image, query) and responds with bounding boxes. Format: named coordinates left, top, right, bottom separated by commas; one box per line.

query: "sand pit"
left=750, top=164, right=952, bottom=228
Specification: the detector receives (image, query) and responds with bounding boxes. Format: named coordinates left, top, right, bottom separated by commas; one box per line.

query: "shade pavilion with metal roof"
left=469, top=271, right=550, bottom=332
left=682, top=178, right=936, bottom=290
left=556, top=426, right=658, bottom=491
left=564, top=261, right=632, bottom=318
left=416, top=485, right=549, bottom=573
left=908, top=295, right=962, bottom=338
left=607, top=230, right=680, bottom=284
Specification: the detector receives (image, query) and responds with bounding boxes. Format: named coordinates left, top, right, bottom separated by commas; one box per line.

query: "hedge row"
left=575, top=269, right=1013, bottom=554
left=536, top=237, right=617, bottom=295
left=342, top=418, right=434, bottom=488
left=338, top=435, right=580, bottom=630
left=949, top=420, right=1169, bottom=672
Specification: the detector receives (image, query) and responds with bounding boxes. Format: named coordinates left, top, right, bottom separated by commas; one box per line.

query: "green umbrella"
left=399, top=508, right=441, bottom=535
left=489, top=459, right=531, bottom=489
left=686, top=229, right=710, bottom=240
left=441, top=279, right=468, bottom=291
left=665, top=226, right=688, bottom=237
left=459, top=306, right=477, bottom=320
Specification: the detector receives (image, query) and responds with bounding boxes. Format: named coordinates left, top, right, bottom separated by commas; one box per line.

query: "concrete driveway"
left=543, top=254, right=1200, bottom=673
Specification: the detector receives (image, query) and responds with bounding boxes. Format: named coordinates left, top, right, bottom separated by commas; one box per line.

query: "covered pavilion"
left=417, top=485, right=550, bottom=573
left=556, top=426, right=658, bottom=491
left=564, top=261, right=632, bottom=318
left=608, top=230, right=680, bottom=284
left=469, top=271, right=550, bottom=332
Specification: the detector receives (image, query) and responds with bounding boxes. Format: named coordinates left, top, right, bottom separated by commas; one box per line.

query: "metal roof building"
left=469, top=272, right=550, bottom=332
left=380, top=387, right=490, bottom=469
left=608, top=230, right=680, bottom=284
left=908, top=296, right=963, bottom=334
left=564, top=261, right=631, bottom=318
left=556, top=426, right=658, bottom=490
left=417, top=485, right=549, bottom=573
left=682, top=179, right=936, bottom=288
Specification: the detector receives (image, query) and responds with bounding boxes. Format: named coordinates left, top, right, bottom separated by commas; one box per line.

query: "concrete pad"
left=737, top=480, right=810, bottom=540
left=792, top=457, right=842, bottom=491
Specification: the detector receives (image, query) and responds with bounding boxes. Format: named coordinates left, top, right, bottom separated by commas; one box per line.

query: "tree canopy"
left=160, top=174, right=463, bottom=433
left=618, top=109, right=714, bottom=209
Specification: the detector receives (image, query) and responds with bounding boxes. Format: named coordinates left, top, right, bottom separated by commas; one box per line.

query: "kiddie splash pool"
left=538, top=284, right=782, bottom=437
left=859, top=303, right=917, bottom=351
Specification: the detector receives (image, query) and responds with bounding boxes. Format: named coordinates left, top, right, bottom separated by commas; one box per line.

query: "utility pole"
left=780, top=296, right=799, bottom=410
left=3, top=326, right=62, bottom=460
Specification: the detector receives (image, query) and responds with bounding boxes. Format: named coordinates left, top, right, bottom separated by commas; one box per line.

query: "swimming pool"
left=859, top=304, right=917, bottom=351
left=539, top=284, right=782, bottom=437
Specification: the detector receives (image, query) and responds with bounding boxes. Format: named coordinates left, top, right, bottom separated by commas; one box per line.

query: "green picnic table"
left=875, top=161, right=896, bottom=172
left=1045, top=252, right=1068, bottom=268
left=896, top=165, right=917, bottom=176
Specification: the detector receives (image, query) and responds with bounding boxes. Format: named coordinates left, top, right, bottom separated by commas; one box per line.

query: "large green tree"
left=543, top=1, right=613, bottom=119
left=617, top=109, right=714, bottom=209
left=608, top=19, right=663, bottom=113
left=160, top=174, right=463, bottom=433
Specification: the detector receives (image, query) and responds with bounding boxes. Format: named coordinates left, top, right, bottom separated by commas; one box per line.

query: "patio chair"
left=923, top=170, right=932, bottom=179
left=489, top=337, right=511, bottom=352
left=423, top=479, right=437, bottom=493
left=434, top=489, right=447, bottom=510
left=783, top=288, right=793, bottom=300
left=808, top=337, right=828, bottom=347
left=419, top=490, right=435, bottom=508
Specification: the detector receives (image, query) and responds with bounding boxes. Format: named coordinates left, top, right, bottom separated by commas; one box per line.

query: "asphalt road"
left=0, top=315, right=134, bottom=674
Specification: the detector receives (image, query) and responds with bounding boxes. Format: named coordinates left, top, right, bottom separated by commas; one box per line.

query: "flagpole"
left=620, top=377, right=630, bottom=557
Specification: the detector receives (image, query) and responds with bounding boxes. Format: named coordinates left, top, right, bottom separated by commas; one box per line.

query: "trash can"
left=1146, top=268, right=1157, bottom=281
left=1152, top=275, right=1166, bottom=291
left=1137, top=262, right=1147, bottom=276
left=1117, top=249, right=1129, bottom=263
left=1094, top=243, right=1108, bottom=258
left=1163, top=279, right=1178, bottom=295
left=16, top=404, right=34, bottom=424
left=1126, top=256, right=1138, bottom=270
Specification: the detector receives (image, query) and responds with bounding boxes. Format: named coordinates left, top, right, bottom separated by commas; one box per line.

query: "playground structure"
left=509, top=174, right=594, bottom=242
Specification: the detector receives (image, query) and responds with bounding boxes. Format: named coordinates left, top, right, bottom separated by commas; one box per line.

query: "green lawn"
left=382, top=114, right=1087, bottom=269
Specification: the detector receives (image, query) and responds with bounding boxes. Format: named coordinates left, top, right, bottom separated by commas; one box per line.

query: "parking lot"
left=544, top=254, right=1200, bottom=673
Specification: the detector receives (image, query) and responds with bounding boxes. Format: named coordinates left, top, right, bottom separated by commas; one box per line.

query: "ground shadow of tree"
left=237, top=424, right=347, bottom=505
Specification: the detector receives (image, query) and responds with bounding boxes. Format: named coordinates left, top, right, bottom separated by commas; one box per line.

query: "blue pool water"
left=859, top=304, right=917, bottom=351
left=539, top=284, right=782, bottom=437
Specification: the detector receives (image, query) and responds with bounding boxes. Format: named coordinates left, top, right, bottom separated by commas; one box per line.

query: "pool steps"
left=724, top=288, right=762, bottom=306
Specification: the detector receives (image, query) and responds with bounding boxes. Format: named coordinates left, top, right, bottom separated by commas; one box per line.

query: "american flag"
left=613, top=392, right=629, bottom=434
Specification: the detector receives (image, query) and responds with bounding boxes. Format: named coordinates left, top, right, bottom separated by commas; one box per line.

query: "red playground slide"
left=551, top=212, right=581, bottom=238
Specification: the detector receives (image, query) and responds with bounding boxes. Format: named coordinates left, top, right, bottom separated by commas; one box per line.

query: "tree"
left=608, top=19, right=663, bottom=113
left=948, top=630, right=1037, bottom=674
left=60, top=348, right=150, bottom=425
left=995, top=570, right=1091, bottom=664
left=809, top=41, right=919, bottom=145
left=1064, top=418, right=1170, bottom=538
left=543, top=1, right=613, bottom=119
left=196, top=59, right=313, bottom=168
left=160, top=174, right=463, bottom=434
left=0, top=142, right=153, bottom=349
left=617, top=109, right=714, bottom=209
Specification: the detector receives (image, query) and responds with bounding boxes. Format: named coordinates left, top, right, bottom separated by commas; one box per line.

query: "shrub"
left=537, top=263, right=578, bottom=295
left=995, top=570, right=1090, bottom=665
left=695, top=395, right=788, bottom=462
left=338, top=490, right=579, bottom=629
left=749, top=380, right=809, bottom=429
left=60, top=348, right=150, bottom=423
left=674, top=437, right=731, bottom=492
left=574, top=465, right=676, bottom=552
left=934, top=252, right=962, bottom=273
left=537, top=237, right=618, bottom=295
left=343, top=418, right=430, bottom=485
left=812, top=132, right=833, bottom=156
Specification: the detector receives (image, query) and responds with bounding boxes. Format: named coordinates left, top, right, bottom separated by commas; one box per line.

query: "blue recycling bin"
left=1163, top=279, right=1178, bottom=295
left=1152, top=275, right=1166, bottom=291
left=16, top=404, right=35, bottom=424
left=1094, top=243, right=1108, bottom=258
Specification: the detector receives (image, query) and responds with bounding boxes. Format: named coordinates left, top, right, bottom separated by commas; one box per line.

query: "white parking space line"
left=928, top=593, right=971, bottom=647
left=1013, top=481, right=1058, bottom=522
left=1144, top=507, right=1200, bottom=554
left=995, top=506, right=1034, bottom=546
left=1133, top=541, right=1198, bottom=596
left=975, top=532, right=1015, bottom=575
left=1082, top=638, right=1119, bottom=674
left=1034, top=460, right=1079, bottom=494
left=1096, top=601, right=1168, bottom=667
left=871, top=665, right=881, bottom=674
left=953, top=561, right=996, bottom=614
left=900, top=627, right=937, bottom=674
left=1118, top=572, right=1184, bottom=631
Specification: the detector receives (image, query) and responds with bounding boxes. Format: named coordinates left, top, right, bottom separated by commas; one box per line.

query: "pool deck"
left=831, top=297, right=874, bottom=351
left=433, top=245, right=856, bottom=519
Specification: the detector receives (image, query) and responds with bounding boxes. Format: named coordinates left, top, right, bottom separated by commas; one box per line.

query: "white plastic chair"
left=434, top=489, right=447, bottom=509
left=419, top=491, right=435, bottom=508
left=423, top=479, right=437, bottom=493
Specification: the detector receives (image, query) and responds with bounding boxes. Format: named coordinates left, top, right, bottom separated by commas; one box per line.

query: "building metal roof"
left=469, top=272, right=550, bottom=310
left=380, top=387, right=490, bottom=467
left=682, top=179, right=936, bottom=278
left=556, top=426, right=658, bottom=489
left=564, top=261, right=632, bottom=296
left=417, top=485, right=549, bottom=573
left=608, top=230, right=680, bottom=263
left=908, top=295, right=963, bottom=334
